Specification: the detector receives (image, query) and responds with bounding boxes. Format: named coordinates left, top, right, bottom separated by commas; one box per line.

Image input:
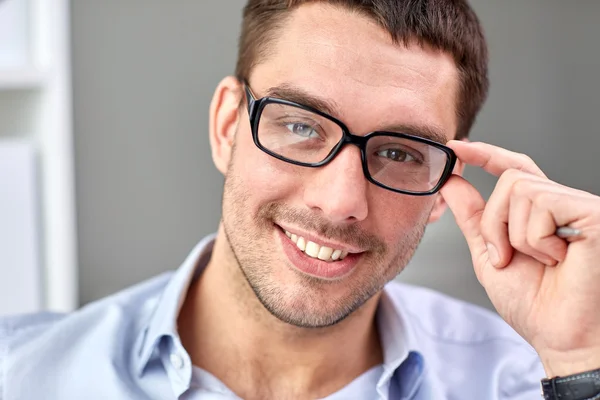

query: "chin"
left=243, top=258, right=382, bottom=328
left=258, top=288, right=367, bottom=328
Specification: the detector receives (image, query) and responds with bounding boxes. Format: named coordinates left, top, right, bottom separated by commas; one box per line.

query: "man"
left=3, top=1, right=600, bottom=399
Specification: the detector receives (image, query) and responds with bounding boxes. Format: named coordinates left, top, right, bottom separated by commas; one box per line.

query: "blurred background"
left=1, top=0, right=599, bottom=315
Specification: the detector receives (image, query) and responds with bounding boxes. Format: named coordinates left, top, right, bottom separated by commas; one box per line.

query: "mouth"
left=284, top=230, right=350, bottom=262
left=275, top=225, right=364, bottom=280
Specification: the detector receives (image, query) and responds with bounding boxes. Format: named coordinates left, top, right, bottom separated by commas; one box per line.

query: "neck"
left=178, top=226, right=384, bottom=400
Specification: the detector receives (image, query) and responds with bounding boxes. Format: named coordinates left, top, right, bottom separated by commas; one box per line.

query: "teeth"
left=317, top=246, right=333, bottom=261
left=305, top=241, right=320, bottom=258
left=331, top=249, right=342, bottom=260
left=285, top=230, right=350, bottom=262
left=296, top=236, right=306, bottom=252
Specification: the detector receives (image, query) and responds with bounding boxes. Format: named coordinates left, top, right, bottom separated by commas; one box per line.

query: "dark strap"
left=541, top=368, right=600, bottom=400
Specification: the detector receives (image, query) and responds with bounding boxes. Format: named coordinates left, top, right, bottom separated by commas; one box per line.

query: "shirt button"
left=170, top=352, right=185, bottom=370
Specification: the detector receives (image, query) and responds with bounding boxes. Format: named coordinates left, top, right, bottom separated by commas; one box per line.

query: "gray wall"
left=72, top=1, right=600, bottom=309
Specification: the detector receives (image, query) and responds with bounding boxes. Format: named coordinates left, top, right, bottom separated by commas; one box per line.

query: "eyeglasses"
left=243, top=82, right=457, bottom=196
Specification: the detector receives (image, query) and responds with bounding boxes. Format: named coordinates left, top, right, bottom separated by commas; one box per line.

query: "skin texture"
left=215, top=4, right=459, bottom=329
left=180, top=2, right=600, bottom=399
left=179, top=4, right=459, bottom=399
left=441, top=141, right=600, bottom=378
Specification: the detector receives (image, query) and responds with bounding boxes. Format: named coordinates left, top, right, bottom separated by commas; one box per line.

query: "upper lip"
left=276, top=223, right=366, bottom=254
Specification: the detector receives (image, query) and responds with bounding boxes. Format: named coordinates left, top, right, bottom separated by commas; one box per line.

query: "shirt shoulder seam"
left=0, top=315, right=62, bottom=336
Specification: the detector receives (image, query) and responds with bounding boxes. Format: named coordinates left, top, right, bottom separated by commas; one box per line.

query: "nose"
left=303, top=145, right=369, bottom=223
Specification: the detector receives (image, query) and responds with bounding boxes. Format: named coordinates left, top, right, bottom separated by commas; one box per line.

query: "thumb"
left=440, top=175, right=489, bottom=269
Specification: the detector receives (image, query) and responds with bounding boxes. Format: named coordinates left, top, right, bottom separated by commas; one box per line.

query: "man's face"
left=220, top=3, right=458, bottom=327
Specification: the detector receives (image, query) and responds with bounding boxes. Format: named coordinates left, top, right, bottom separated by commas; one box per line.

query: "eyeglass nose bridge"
left=319, top=129, right=370, bottom=168
left=243, top=81, right=456, bottom=196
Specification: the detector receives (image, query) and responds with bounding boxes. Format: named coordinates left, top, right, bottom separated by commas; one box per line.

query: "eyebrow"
left=379, top=123, right=449, bottom=144
left=263, top=83, right=449, bottom=144
left=264, top=84, right=341, bottom=118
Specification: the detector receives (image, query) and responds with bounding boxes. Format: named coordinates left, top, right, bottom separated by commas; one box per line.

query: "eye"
left=376, top=148, right=417, bottom=162
left=286, top=123, right=319, bottom=138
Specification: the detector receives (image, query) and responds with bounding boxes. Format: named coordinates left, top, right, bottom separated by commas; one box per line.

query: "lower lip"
left=277, top=228, right=361, bottom=280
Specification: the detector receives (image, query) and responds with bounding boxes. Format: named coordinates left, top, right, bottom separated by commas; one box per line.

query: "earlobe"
left=209, top=76, right=244, bottom=175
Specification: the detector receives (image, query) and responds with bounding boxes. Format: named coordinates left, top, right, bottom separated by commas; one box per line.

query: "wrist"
left=539, top=348, right=600, bottom=377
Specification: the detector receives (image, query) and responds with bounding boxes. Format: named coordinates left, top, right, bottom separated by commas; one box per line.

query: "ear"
left=209, top=76, right=244, bottom=175
left=427, top=138, right=468, bottom=223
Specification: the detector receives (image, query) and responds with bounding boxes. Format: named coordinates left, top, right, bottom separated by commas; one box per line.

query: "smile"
left=284, top=230, right=349, bottom=262
left=275, top=224, right=364, bottom=279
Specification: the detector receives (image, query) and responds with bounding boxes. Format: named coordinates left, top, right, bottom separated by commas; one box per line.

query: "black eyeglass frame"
left=243, top=82, right=457, bottom=196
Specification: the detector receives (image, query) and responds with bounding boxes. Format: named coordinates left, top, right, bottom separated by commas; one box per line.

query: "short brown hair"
left=235, top=0, right=489, bottom=139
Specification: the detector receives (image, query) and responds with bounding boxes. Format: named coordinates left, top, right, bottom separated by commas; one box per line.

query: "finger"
left=508, top=192, right=558, bottom=266
left=527, top=205, right=568, bottom=263
left=440, top=175, right=489, bottom=277
left=440, top=174, right=485, bottom=245
left=447, top=140, right=546, bottom=178
left=513, top=183, right=599, bottom=265
left=481, top=170, right=550, bottom=268
left=517, top=182, right=597, bottom=228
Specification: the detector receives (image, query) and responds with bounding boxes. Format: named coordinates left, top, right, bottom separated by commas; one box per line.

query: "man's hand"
left=440, top=140, right=600, bottom=377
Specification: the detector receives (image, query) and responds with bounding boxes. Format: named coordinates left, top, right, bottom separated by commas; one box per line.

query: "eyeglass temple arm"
left=242, top=81, right=257, bottom=117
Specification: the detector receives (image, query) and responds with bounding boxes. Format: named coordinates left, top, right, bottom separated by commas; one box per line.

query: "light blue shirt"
left=0, top=234, right=544, bottom=399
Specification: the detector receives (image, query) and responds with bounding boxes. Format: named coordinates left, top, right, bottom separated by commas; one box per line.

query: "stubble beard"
left=221, top=148, right=428, bottom=329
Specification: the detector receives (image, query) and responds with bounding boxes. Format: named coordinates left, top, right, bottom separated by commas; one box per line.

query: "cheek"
left=232, top=133, right=303, bottom=203
left=372, top=194, right=436, bottom=242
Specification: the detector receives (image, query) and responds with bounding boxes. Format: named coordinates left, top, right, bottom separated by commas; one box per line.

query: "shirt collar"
left=376, top=284, right=427, bottom=398
left=136, top=233, right=216, bottom=376
left=135, top=233, right=427, bottom=397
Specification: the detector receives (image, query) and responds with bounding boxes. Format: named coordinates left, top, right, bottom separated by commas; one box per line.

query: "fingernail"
left=486, top=242, right=500, bottom=267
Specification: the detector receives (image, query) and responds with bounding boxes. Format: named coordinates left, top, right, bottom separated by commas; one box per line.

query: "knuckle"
left=532, top=191, right=554, bottom=207
left=516, top=153, right=546, bottom=177
left=509, top=239, right=528, bottom=256
left=510, top=177, right=530, bottom=197
left=509, top=228, right=527, bottom=249
left=499, top=168, right=525, bottom=187
left=516, top=152, right=534, bottom=168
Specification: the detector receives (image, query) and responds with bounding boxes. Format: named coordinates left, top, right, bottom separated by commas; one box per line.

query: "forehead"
left=250, top=3, right=460, bottom=139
